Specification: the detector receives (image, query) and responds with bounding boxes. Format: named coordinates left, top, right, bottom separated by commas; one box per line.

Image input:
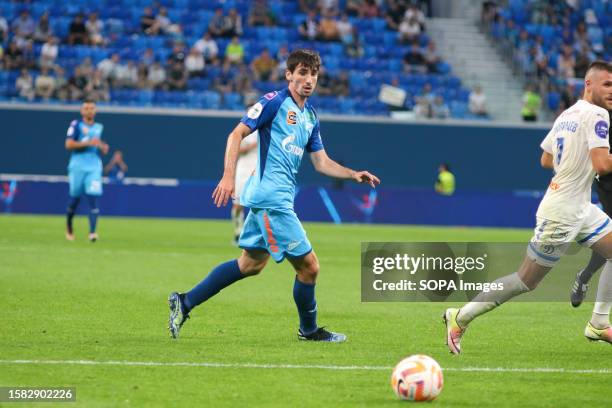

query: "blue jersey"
left=239, top=88, right=324, bottom=209
left=66, top=119, right=104, bottom=172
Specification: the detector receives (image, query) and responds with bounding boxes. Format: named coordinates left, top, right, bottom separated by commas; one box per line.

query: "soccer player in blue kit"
left=169, top=49, right=380, bottom=342
left=65, top=100, right=109, bottom=242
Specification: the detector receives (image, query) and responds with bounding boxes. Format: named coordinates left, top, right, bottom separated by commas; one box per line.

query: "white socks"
left=591, top=260, right=612, bottom=329
left=457, top=272, right=530, bottom=327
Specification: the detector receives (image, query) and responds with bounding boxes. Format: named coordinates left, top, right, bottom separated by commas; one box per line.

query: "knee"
left=298, top=258, right=320, bottom=282
left=238, top=255, right=268, bottom=277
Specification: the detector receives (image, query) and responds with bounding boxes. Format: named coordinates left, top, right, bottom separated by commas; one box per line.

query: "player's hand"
left=212, top=175, right=235, bottom=207
left=89, top=139, right=101, bottom=147
left=99, top=142, right=109, bottom=155
left=352, top=171, right=380, bottom=188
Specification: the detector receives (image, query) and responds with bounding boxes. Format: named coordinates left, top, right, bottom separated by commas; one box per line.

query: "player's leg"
left=66, top=170, right=84, bottom=240
left=572, top=184, right=612, bottom=306
left=168, top=249, right=269, bottom=338
left=584, top=232, right=612, bottom=343
left=231, top=203, right=245, bottom=245
left=287, top=251, right=346, bottom=342
left=83, top=170, right=103, bottom=242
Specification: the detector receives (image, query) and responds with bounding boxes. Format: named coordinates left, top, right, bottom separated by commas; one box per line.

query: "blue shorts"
left=69, top=169, right=103, bottom=197
left=239, top=208, right=312, bottom=263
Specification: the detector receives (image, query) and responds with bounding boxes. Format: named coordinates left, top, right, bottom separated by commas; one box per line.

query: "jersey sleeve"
left=306, top=119, right=324, bottom=153
left=586, top=109, right=610, bottom=150
left=240, top=92, right=283, bottom=131
left=66, top=120, right=80, bottom=141
left=540, top=128, right=554, bottom=153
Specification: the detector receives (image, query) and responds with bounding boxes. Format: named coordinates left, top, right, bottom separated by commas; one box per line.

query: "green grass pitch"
left=1, top=214, right=610, bottom=407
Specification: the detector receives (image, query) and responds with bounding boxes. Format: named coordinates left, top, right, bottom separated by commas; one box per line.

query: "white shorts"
left=528, top=204, right=612, bottom=267
left=233, top=163, right=255, bottom=204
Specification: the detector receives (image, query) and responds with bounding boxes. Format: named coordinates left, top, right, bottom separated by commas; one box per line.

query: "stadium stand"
left=0, top=0, right=483, bottom=119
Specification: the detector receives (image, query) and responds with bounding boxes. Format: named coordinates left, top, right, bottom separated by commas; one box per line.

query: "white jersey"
left=537, top=100, right=610, bottom=223
left=234, top=131, right=258, bottom=201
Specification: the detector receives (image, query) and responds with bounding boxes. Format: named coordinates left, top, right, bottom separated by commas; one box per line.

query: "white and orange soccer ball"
left=390, top=354, right=444, bottom=402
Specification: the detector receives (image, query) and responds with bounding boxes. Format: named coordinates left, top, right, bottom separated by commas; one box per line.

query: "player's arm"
left=540, top=152, right=553, bottom=169
left=212, top=122, right=253, bottom=207
left=65, top=138, right=99, bottom=151
left=239, top=142, right=257, bottom=155
left=310, top=150, right=380, bottom=188
left=590, top=147, right=612, bottom=175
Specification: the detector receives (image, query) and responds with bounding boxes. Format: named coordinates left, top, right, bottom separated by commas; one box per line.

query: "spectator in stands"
left=574, top=48, right=591, bottom=78
left=141, top=48, right=155, bottom=66
left=54, top=66, right=69, bottom=101
left=225, top=8, right=243, bottom=38
left=169, top=43, right=187, bottom=64
left=345, top=0, right=363, bottom=17
left=208, top=9, right=226, bottom=38
left=300, top=0, right=320, bottom=14
left=194, top=32, right=219, bottom=65
left=68, top=14, right=88, bottom=45
left=4, top=41, right=22, bottom=70
left=241, top=78, right=259, bottom=106
left=97, top=53, right=120, bottom=84
left=402, top=43, right=426, bottom=73
left=275, top=44, right=290, bottom=77
left=214, top=61, right=235, bottom=94
left=146, top=62, right=166, bottom=89
left=185, top=47, right=205, bottom=77
left=345, top=27, right=364, bottom=58
left=557, top=44, right=576, bottom=79
left=386, top=0, right=406, bottom=31
left=137, top=63, right=148, bottom=88
left=84, top=70, right=110, bottom=101
left=317, top=14, right=340, bottom=41
left=33, top=11, right=53, bottom=43
left=117, top=61, right=139, bottom=88
left=16, top=68, right=34, bottom=100
left=12, top=9, right=35, bottom=45
left=34, top=67, right=55, bottom=100
left=559, top=82, right=577, bottom=111
left=431, top=95, right=450, bottom=119
left=398, top=16, right=421, bottom=44
left=224, top=36, right=244, bottom=65
left=521, top=84, right=541, bottom=122
left=336, top=13, right=353, bottom=44
left=67, top=66, right=87, bottom=100
left=141, top=7, right=157, bottom=35
left=573, top=22, right=590, bottom=53
left=234, top=64, right=254, bottom=94
left=0, top=11, right=8, bottom=43
left=414, top=97, right=431, bottom=119
left=405, top=3, right=426, bottom=31
left=315, top=67, right=333, bottom=96
left=39, top=36, right=58, bottom=70
left=468, top=85, right=488, bottom=117
left=360, top=0, right=379, bottom=18
left=249, top=0, right=274, bottom=26
left=167, top=61, right=187, bottom=90
left=78, top=57, right=95, bottom=78
left=423, top=40, right=440, bottom=73
left=21, top=41, right=36, bottom=70
left=250, top=48, right=277, bottom=81
left=331, top=71, right=350, bottom=97
left=299, top=11, right=318, bottom=41
left=104, top=150, right=129, bottom=183
left=320, top=0, right=340, bottom=18
left=86, top=12, right=105, bottom=46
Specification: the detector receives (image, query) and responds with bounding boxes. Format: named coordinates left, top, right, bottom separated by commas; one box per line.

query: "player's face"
left=286, top=63, right=318, bottom=98
left=81, top=102, right=97, bottom=122
left=588, top=70, right=612, bottom=111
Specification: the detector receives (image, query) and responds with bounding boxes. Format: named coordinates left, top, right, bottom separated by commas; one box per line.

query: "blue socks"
left=66, top=197, right=80, bottom=233
left=293, top=277, right=318, bottom=335
left=184, top=260, right=244, bottom=312
left=85, top=195, right=99, bottom=234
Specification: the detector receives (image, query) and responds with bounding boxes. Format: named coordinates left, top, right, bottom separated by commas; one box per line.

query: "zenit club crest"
left=287, top=111, right=297, bottom=125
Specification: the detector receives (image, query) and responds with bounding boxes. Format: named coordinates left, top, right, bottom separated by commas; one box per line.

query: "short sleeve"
left=586, top=110, right=610, bottom=150
left=66, top=120, right=80, bottom=140
left=240, top=91, right=283, bottom=131
left=540, top=128, right=554, bottom=154
left=306, top=119, right=324, bottom=153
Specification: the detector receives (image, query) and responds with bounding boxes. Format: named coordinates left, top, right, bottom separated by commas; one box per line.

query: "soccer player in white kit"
left=231, top=130, right=258, bottom=245
left=444, top=61, right=612, bottom=354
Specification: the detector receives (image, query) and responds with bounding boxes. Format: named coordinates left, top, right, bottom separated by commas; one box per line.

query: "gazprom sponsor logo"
left=281, top=135, right=304, bottom=157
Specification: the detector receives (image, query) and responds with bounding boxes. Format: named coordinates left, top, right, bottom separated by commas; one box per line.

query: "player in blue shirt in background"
left=169, top=49, right=380, bottom=342
left=65, top=100, right=109, bottom=242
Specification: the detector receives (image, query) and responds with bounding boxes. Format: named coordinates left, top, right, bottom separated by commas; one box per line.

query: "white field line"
left=0, top=360, right=610, bottom=375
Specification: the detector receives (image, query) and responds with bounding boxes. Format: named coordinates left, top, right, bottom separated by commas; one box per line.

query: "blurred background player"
left=231, top=128, right=258, bottom=245
left=168, top=49, right=380, bottom=342
left=104, top=149, right=128, bottom=184
left=65, top=100, right=108, bottom=242
left=571, top=109, right=612, bottom=307
left=444, top=61, right=612, bottom=353
left=434, top=163, right=455, bottom=195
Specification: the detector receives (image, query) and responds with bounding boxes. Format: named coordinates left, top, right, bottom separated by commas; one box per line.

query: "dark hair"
left=440, top=163, right=450, bottom=171
left=587, top=60, right=612, bottom=74
left=286, top=49, right=321, bottom=73
left=82, top=98, right=96, bottom=104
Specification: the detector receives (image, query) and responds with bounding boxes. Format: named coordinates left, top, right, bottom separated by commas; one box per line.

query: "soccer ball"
left=390, top=354, right=443, bottom=402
